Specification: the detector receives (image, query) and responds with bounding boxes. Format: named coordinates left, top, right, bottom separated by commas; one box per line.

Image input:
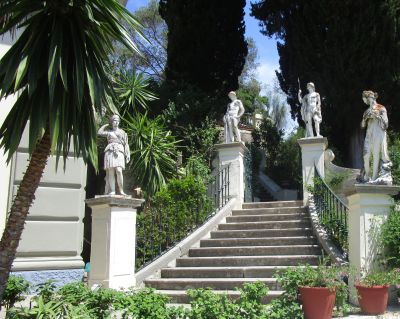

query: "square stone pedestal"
left=215, top=142, right=248, bottom=209
left=85, top=196, right=144, bottom=289
left=347, top=184, right=400, bottom=304
left=298, top=137, right=328, bottom=205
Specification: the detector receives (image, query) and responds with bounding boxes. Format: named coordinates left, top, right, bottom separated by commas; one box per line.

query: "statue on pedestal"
left=298, top=82, right=322, bottom=138
left=98, top=115, right=130, bottom=195
left=360, top=90, right=392, bottom=184
left=223, top=91, right=245, bottom=143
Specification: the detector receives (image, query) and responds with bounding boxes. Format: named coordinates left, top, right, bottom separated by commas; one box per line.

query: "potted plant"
left=355, top=268, right=400, bottom=315
left=275, top=263, right=348, bottom=319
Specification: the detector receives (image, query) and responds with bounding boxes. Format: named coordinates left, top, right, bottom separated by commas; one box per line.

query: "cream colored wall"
left=0, top=33, right=16, bottom=235
left=10, top=129, right=87, bottom=271
left=0, top=33, right=87, bottom=272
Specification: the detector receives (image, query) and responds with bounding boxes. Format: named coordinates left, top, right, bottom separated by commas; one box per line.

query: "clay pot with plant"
left=275, top=263, right=349, bottom=319
left=355, top=268, right=400, bottom=315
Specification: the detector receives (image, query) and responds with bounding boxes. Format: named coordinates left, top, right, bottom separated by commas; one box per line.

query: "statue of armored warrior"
left=360, top=90, right=392, bottom=184
left=98, top=114, right=130, bottom=195
left=223, top=91, right=245, bottom=143
left=298, top=82, right=322, bottom=138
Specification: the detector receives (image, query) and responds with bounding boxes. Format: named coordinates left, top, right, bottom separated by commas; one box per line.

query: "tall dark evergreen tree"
left=159, top=0, right=248, bottom=98
left=251, top=0, right=400, bottom=166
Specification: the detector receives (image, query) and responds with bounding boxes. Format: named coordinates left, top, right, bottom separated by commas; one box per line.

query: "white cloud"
left=256, top=60, right=279, bottom=89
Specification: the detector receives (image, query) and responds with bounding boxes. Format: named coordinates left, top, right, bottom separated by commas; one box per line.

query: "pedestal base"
left=85, top=196, right=144, bottom=289
left=347, top=184, right=400, bottom=304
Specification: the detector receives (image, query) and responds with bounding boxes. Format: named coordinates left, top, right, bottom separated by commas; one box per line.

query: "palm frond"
left=0, top=0, right=144, bottom=168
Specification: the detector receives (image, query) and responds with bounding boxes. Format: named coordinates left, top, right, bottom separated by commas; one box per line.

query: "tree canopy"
left=159, top=0, right=248, bottom=97
left=251, top=0, right=400, bottom=166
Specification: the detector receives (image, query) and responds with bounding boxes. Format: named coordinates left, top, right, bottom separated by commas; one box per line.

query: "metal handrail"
left=135, top=164, right=231, bottom=271
left=313, top=164, right=349, bottom=255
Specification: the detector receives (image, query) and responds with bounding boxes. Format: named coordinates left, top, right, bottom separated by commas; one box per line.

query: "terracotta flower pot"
left=299, top=287, right=336, bottom=319
left=355, top=284, right=389, bottom=315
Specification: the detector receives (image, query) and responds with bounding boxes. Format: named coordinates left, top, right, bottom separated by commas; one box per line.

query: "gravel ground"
left=338, top=306, right=400, bottom=319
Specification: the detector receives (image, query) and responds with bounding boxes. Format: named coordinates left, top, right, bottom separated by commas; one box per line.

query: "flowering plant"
left=356, top=268, right=400, bottom=287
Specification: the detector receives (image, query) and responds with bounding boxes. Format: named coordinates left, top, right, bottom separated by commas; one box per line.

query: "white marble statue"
left=298, top=82, right=322, bottom=138
left=223, top=91, right=245, bottom=143
left=98, top=115, right=130, bottom=195
left=360, top=90, right=392, bottom=184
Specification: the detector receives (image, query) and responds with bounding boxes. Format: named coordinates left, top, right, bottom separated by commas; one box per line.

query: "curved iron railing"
left=135, top=165, right=230, bottom=271
left=313, top=165, right=349, bottom=255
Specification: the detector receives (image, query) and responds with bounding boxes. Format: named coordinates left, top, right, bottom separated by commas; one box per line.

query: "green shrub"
left=381, top=204, right=400, bottom=268
left=1, top=275, right=29, bottom=310
left=136, top=174, right=214, bottom=269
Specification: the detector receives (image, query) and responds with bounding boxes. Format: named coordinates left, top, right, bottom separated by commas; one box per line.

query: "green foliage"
left=0, top=0, right=142, bottom=167
left=136, top=175, right=214, bottom=269
left=237, top=78, right=268, bottom=115
left=388, top=131, right=400, bottom=186
left=188, top=282, right=269, bottom=319
left=112, top=0, right=167, bottom=82
left=6, top=282, right=274, bottom=319
left=357, top=268, right=400, bottom=287
left=251, top=0, right=400, bottom=165
left=124, top=112, right=179, bottom=197
left=381, top=204, right=400, bottom=268
left=1, top=276, right=29, bottom=310
left=253, top=123, right=302, bottom=190
left=159, top=0, right=248, bottom=94
left=183, top=118, right=220, bottom=165
left=184, top=156, right=213, bottom=184
left=325, top=171, right=348, bottom=193
left=266, top=296, right=303, bottom=319
left=115, top=70, right=158, bottom=117
left=34, top=281, right=57, bottom=304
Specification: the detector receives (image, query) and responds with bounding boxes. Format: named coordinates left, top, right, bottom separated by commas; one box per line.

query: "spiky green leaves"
left=0, top=0, right=144, bottom=168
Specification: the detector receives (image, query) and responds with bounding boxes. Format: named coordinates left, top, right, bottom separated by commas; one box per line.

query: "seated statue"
left=98, top=114, right=130, bottom=195
left=223, top=91, right=245, bottom=143
left=360, top=90, right=392, bottom=184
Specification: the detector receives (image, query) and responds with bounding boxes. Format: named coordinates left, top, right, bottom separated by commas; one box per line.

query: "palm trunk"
left=0, top=130, right=51, bottom=302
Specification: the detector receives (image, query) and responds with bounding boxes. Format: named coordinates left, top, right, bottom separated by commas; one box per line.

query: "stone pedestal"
left=347, top=184, right=400, bottom=304
left=298, top=137, right=328, bottom=205
left=215, top=142, right=248, bottom=209
left=85, top=196, right=144, bottom=289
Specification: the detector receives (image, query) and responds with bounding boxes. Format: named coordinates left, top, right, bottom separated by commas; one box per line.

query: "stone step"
left=161, top=266, right=295, bottom=278
left=176, top=255, right=321, bottom=267
left=201, top=236, right=317, bottom=247
left=227, top=213, right=309, bottom=223
left=218, top=220, right=310, bottom=230
left=188, top=245, right=322, bottom=257
left=211, top=228, right=313, bottom=238
left=232, top=207, right=306, bottom=216
left=156, top=290, right=284, bottom=304
left=242, top=201, right=303, bottom=209
left=144, top=278, right=279, bottom=290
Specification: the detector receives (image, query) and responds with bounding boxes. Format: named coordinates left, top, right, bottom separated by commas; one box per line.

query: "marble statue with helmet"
left=223, top=91, right=245, bottom=143
left=98, top=114, right=130, bottom=195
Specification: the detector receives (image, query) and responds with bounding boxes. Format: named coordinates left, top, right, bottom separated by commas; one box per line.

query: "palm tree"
left=0, top=0, right=142, bottom=301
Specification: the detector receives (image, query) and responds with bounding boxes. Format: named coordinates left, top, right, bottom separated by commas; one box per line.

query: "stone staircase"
left=144, top=200, right=322, bottom=304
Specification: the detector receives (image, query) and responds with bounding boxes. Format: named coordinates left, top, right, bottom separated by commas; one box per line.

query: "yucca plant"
left=124, top=112, right=179, bottom=197
left=0, top=0, right=143, bottom=302
left=115, top=69, right=158, bottom=117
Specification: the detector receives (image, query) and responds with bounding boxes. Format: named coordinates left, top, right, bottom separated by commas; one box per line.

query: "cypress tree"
left=159, top=0, right=248, bottom=97
left=252, top=0, right=400, bottom=166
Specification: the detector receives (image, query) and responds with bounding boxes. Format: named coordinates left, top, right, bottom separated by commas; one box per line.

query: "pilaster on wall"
left=347, top=184, right=400, bottom=304
left=298, top=137, right=328, bottom=205
left=215, top=142, right=248, bottom=209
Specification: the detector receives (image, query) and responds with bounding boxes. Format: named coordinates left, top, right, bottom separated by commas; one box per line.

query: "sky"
left=126, top=0, right=280, bottom=88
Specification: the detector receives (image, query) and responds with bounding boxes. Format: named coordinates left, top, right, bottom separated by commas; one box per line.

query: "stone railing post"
left=298, top=137, right=328, bottom=205
left=85, top=196, right=144, bottom=289
left=215, top=142, right=248, bottom=209
left=347, top=184, right=400, bottom=304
